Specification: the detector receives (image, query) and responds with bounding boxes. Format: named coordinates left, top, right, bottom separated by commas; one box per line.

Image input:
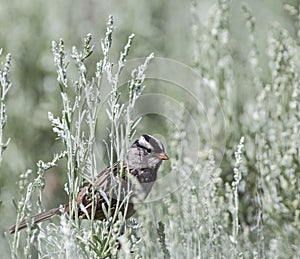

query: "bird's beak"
left=158, top=152, right=169, bottom=160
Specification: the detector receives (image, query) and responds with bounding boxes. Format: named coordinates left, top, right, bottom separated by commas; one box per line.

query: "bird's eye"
left=136, top=142, right=152, bottom=153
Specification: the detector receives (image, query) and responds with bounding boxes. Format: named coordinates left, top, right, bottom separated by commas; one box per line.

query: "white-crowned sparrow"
left=8, top=134, right=168, bottom=234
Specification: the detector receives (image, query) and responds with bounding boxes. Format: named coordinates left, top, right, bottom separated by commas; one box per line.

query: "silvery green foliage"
left=140, top=1, right=300, bottom=258
left=0, top=50, right=11, bottom=163
left=10, top=152, right=66, bottom=259
left=254, top=20, right=300, bottom=257
left=42, top=16, right=153, bottom=258
left=10, top=16, right=153, bottom=258
left=7, top=1, right=300, bottom=258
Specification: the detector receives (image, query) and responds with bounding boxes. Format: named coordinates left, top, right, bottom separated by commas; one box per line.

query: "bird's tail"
left=8, top=207, right=62, bottom=234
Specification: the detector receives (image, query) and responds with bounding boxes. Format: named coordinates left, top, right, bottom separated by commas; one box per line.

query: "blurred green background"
left=0, top=0, right=298, bottom=256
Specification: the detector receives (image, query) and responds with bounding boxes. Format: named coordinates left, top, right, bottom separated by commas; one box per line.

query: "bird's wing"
left=76, top=162, right=136, bottom=219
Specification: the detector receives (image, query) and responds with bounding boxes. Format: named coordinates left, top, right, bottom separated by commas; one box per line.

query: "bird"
left=8, top=134, right=168, bottom=234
